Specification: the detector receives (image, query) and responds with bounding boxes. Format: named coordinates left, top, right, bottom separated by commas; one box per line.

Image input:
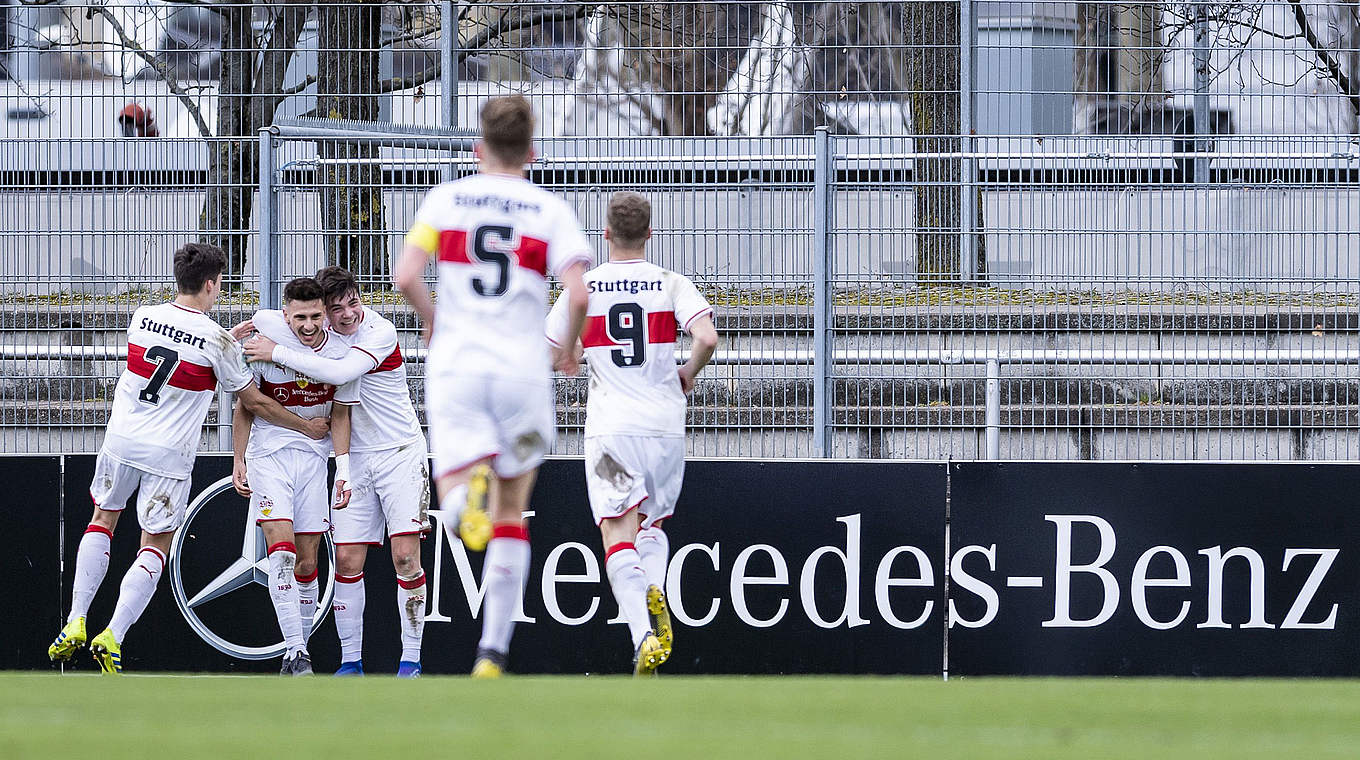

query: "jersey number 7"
left=137, top=345, right=181, bottom=405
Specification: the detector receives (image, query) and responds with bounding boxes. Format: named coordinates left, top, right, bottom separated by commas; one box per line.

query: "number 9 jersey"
left=545, top=259, right=713, bottom=439
left=103, top=302, right=254, bottom=479
left=405, top=173, right=594, bottom=385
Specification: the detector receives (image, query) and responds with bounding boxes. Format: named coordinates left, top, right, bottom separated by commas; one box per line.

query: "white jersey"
left=103, top=301, right=254, bottom=479
left=338, top=307, right=424, bottom=453
left=244, top=310, right=358, bottom=459
left=405, top=173, right=594, bottom=385
left=546, top=259, right=713, bottom=438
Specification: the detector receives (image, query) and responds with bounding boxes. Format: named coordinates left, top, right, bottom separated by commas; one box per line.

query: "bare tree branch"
left=90, top=5, right=213, bottom=137
left=1285, top=0, right=1360, bottom=115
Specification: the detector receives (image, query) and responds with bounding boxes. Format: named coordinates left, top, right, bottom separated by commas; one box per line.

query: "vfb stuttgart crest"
left=168, top=477, right=335, bottom=660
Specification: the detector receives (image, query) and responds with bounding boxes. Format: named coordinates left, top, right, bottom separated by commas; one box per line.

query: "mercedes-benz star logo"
left=169, top=476, right=335, bottom=660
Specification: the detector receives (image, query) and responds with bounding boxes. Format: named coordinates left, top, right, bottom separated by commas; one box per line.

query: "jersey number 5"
left=470, top=224, right=514, bottom=297
left=137, top=345, right=181, bottom=405
left=607, top=303, right=646, bottom=368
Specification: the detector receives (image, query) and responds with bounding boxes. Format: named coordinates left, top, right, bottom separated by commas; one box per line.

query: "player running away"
left=48, top=244, right=330, bottom=674
left=244, top=266, right=430, bottom=678
left=546, top=192, right=718, bottom=675
left=232, top=277, right=358, bottom=676
left=395, top=95, right=592, bottom=678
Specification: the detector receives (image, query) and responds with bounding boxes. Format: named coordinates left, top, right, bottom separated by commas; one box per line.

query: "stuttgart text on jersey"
left=588, top=278, right=663, bottom=295
left=138, top=316, right=208, bottom=350
left=450, top=191, right=542, bottom=216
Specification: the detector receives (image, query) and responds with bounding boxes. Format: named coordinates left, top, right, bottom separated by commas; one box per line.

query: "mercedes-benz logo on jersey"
left=272, top=387, right=292, bottom=403
left=169, top=476, right=335, bottom=660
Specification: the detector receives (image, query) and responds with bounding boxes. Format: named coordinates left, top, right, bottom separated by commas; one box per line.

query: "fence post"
left=441, top=0, right=460, bottom=185
left=258, top=126, right=280, bottom=310
left=959, top=0, right=978, bottom=281
left=1192, top=3, right=1211, bottom=184
left=812, top=127, right=832, bottom=457
left=985, top=359, right=1000, bottom=460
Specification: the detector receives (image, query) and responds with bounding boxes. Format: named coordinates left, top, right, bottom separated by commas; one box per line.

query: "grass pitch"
left=1, top=673, right=1356, bottom=759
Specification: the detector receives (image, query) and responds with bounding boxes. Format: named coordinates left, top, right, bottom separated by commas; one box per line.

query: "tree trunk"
left=318, top=0, right=388, bottom=283
left=198, top=5, right=255, bottom=278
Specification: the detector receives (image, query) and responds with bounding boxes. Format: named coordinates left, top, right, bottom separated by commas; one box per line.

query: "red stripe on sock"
left=267, top=541, right=297, bottom=556
left=294, top=568, right=319, bottom=583
left=138, top=546, right=166, bottom=567
left=605, top=542, right=636, bottom=562
left=84, top=524, right=113, bottom=538
left=492, top=523, right=529, bottom=542
left=335, top=572, right=365, bottom=584
left=396, top=572, right=426, bottom=590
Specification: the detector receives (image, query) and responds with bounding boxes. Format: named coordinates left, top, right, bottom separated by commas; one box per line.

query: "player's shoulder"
left=359, top=307, right=398, bottom=340
left=251, top=309, right=289, bottom=339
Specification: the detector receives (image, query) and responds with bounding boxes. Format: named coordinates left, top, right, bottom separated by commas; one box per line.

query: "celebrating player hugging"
left=49, top=244, right=331, bottom=674
left=231, top=276, right=358, bottom=676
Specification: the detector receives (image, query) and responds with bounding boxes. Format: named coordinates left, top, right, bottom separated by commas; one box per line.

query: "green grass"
left=1, top=674, right=1357, bottom=759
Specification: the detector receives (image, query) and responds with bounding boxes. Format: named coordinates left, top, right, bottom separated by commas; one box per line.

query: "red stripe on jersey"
left=436, top=229, right=549, bottom=277
left=260, top=378, right=336, bottom=407
left=367, top=344, right=403, bottom=374
left=127, top=343, right=216, bottom=392
left=580, top=311, right=679, bottom=349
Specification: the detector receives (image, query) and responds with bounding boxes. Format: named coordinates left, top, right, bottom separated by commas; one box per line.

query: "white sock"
left=635, top=526, right=670, bottom=590
left=69, top=524, right=112, bottom=622
left=605, top=543, right=652, bottom=649
left=333, top=572, right=366, bottom=663
left=108, top=546, right=165, bottom=642
left=478, top=525, right=530, bottom=656
left=396, top=570, right=426, bottom=663
left=266, top=544, right=305, bottom=656
left=296, top=570, right=319, bottom=644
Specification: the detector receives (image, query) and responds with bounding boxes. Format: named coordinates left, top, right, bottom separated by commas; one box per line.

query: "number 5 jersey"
left=546, top=259, right=713, bottom=439
left=103, top=302, right=254, bottom=479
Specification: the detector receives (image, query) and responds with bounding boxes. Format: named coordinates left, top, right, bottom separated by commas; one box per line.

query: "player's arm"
left=678, top=314, right=718, bottom=394
left=395, top=241, right=436, bottom=340
left=236, top=383, right=329, bottom=440
left=330, top=399, right=354, bottom=509
left=247, top=339, right=376, bottom=386
left=231, top=400, right=254, bottom=496
left=553, top=261, right=590, bottom=376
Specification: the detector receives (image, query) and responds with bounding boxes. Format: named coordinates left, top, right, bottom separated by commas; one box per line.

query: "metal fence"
left=3, top=1, right=1359, bottom=460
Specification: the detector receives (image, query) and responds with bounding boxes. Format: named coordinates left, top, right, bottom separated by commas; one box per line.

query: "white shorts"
left=90, top=452, right=193, bottom=535
left=333, top=439, right=431, bottom=545
left=246, top=446, right=331, bottom=535
left=584, top=435, right=685, bottom=529
left=427, top=374, right=555, bottom=479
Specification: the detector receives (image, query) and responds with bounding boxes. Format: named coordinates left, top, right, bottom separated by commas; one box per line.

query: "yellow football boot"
left=633, top=633, right=667, bottom=677
left=645, top=585, right=673, bottom=659
left=459, top=465, right=493, bottom=552
left=48, top=617, right=86, bottom=662
left=89, top=628, right=122, bottom=675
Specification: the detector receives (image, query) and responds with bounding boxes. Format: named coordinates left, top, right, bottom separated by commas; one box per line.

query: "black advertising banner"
left=46, top=455, right=946, bottom=675
left=0, top=457, right=61, bottom=669
left=948, top=462, right=1360, bottom=676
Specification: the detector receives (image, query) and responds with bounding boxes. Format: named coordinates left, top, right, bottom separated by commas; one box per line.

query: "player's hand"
left=243, top=335, right=278, bottom=363
left=228, top=319, right=255, bottom=342
left=332, top=480, right=351, bottom=510
left=552, top=346, right=580, bottom=376
left=232, top=461, right=251, bottom=497
left=678, top=367, right=697, bottom=394
left=301, top=416, right=331, bottom=440
left=421, top=321, right=434, bottom=345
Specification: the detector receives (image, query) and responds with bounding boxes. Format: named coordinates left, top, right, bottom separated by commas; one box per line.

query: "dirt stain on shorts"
left=148, top=493, right=172, bottom=516
left=594, top=453, right=631, bottom=490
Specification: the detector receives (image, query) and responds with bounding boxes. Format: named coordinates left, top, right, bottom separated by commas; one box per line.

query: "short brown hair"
left=607, top=192, right=651, bottom=249
left=314, top=265, right=360, bottom=305
left=282, top=277, right=324, bottom=304
left=480, top=95, right=534, bottom=165
left=174, top=243, right=227, bottom=294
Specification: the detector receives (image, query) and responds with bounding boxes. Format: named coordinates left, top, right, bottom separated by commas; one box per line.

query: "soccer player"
left=47, top=243, right=330, bottom=674
left=394, top=95, right=592, bottom=678
left=244, top=266, right=430, bottom=678
left=545, top=191, right=717, bottom=675
left=231, top=277, right=358, bottom=676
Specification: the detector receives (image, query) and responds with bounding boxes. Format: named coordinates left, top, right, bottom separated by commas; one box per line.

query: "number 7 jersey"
left=103, top=302, right=254, bottom=479
left=546, top=259, right=713, bottom=438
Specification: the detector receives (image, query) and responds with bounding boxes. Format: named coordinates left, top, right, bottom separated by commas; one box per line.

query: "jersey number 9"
left=607, top=303, right=646, bottom=368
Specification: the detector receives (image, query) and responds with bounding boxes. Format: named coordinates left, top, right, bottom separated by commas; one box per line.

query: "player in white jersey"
left=231, top=277, right=359, bottom=675
left=546, top=192, right=718, bottom=675
left=48, top=244, right=331, bottom=674
left=244, top=266, right=430, bottom=677
left=395, top=95, right=592, bottom=678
